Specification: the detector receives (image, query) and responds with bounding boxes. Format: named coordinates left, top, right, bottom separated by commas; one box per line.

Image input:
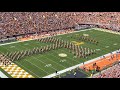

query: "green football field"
left=0, top=28, right=120, bottom=78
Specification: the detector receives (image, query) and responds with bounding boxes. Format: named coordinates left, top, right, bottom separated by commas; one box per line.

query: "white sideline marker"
left=0, top=71, right=8, bottom=78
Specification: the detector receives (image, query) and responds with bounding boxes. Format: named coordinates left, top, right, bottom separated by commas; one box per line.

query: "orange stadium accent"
left=80, top=53, right=120, bottom=71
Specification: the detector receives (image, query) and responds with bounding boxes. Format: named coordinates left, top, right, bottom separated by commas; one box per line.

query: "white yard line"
left=10, top=44, right=51, bottom=75
left=15, top=61, right=40, bottom=78
left=40, top=54, right=66, bottom=68
left=17, top=43, right=62, bottom=71
left=24, top=59, right=50, bottom=74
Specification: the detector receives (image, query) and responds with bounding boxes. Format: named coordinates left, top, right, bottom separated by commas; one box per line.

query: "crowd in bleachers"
left=1, top=12, right=120, bottom=40
left=93, top=63, right=120, bottom=78
left=0, top=12, right=76, bottom=39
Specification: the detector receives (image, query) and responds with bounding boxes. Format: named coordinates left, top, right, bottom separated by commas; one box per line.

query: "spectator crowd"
left=1, top=12, right=120, bottom=40
left=93, top=63, right=120, bottom=78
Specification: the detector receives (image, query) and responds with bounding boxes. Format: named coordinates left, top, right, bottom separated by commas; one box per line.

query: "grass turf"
left=0, top=28, right=120, bottom=78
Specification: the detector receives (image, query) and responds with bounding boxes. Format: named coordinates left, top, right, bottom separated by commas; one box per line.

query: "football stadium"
left=0, top=12, right=120, bottom=78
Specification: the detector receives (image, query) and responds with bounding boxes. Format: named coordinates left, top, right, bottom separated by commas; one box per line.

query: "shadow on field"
left=61, top=70, right=88, bottom=78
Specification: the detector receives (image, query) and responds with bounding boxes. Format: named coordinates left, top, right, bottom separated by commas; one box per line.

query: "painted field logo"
left=71, top=41, right=84, bottom=46
left=58, top=53, right=67, bottom=57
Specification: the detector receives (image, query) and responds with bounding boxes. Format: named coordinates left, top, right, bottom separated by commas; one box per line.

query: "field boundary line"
left=0, top=71, right=8, bottom=78
left=93, top=28, right=120, bottom=35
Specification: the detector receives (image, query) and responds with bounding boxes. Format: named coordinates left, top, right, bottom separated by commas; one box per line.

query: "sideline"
left=1, top=28, right=120, bottom=47
left=0, top=28, right=92, bottom=46
left=0, top=71, right=8, bottom=78
left=93, top=28, right=120, bottom=35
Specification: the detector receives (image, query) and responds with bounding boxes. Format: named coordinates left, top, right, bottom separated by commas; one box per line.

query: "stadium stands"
left=93, top=62, right=120, bottom=78
left=1, top=12, right=120, bottom=40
